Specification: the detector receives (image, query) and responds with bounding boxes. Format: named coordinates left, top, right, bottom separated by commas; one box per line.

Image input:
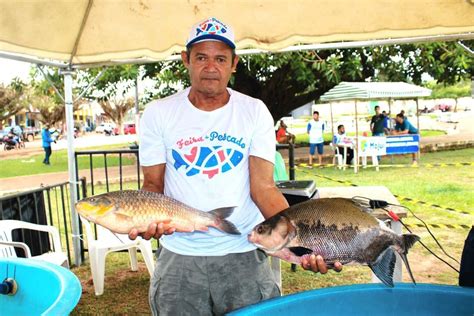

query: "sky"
left=0, top=57, right=32, bottom=85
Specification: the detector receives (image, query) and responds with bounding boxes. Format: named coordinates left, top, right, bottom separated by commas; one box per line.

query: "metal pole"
left=62, top=69, right=82, bottom=266
left=415, top=98, right=421, bottom=161
left=330, top=102, right=335, bottom=141
left=135, top=76, right=140, bottom=138
left=354, top=100, right=359, bottom=173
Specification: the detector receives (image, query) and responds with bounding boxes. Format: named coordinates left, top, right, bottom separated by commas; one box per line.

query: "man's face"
left=313, top=113, right=319, bottom=120
left=339, top=127, right=345, bottom=134
left=375, top=107, right=380, bottom=114
left=395, top=116, right=403, bottom=124
left=181, top=41, right=239, bottom=97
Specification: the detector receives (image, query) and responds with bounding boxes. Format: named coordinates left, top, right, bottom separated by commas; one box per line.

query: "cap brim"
left=187, top=34, right=235, bottom=49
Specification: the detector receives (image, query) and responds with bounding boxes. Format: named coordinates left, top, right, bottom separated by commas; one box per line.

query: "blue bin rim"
left=0, top=258, right=82, bottom=315
left=229, top=283, right=474, bottom=315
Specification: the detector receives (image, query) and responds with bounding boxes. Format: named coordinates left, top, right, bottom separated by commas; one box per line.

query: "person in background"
left=334, top=124, right=354, bottom=165
left=276, top=120, right=295, bottom=144
left=41, top=124, right=54, bottom=165
left=370, top=106, right=387, bottom=137
left=391, top=113, right=419, bottom=164
left=307, top=111, right=325, bottom=168
left=382, top=110, right=391, bottom=134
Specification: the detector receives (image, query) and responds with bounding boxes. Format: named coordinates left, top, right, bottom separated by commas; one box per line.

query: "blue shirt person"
left=391, top=113, right=419, bottom=164
left=41, top=125, right=54, bottom=165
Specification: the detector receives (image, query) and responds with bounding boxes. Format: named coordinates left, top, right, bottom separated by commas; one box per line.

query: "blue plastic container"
left=0, top=258, right=82, bottom=315
left=229, top=283, right=474, bottom=316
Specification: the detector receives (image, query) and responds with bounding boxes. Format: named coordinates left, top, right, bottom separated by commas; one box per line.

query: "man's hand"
left=128, top=222, right=176, bottom=241
left=301, top=255, right=343, bottom=274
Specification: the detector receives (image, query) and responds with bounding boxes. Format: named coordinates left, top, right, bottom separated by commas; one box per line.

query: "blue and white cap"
left=186, top=17, right=235, bottom=49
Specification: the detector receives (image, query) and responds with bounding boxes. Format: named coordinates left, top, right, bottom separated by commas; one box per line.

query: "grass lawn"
left=0, top=143, right=135, bottom=178
left=71, top=148, right=473, bottom=314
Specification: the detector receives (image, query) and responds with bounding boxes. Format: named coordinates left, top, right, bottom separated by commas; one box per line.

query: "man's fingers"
left=315, top=255, right=328, bottom=274
left=142, top=223, right=158, bottom=240
left=128, top=228, right=139, bottom=240
left=334, top=261, right=343, bottom=272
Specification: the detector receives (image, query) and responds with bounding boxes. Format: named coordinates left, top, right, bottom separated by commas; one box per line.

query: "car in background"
left=95, top=122, right=116, bottom=134
left=123, top=123, right=136, bottom=135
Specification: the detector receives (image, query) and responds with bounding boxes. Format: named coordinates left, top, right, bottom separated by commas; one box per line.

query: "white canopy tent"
left=0, top=0, right=471, bottom=265
left=320, top=81, right=432, bottom=172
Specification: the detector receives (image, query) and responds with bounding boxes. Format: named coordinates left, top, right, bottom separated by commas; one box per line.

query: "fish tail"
left=400, top=233, right=420, bottom=284
left=369, top=247, right=396, bottom=287
left=209, top=207, right=241, bottom=235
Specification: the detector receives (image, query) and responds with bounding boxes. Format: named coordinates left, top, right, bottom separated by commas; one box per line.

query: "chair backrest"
left=0, top=220, right=17, bottom=258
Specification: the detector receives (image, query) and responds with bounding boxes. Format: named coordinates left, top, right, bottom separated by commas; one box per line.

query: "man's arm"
left=249, top=156, right=342, bottom=273
left=128, top=164, right=176, bottom=240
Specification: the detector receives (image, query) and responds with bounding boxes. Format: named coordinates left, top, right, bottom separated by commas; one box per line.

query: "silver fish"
left=248, top=198, right=419, bottom=286
left=76, top=190, right=240, bottom=235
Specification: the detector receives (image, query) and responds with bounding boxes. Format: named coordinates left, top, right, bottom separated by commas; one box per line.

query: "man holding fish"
left=129, top=17, right=342, bottom=315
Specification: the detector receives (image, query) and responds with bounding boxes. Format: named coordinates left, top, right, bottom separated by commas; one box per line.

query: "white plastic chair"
left=0, top=219, right=69, bottom=267
left=329, top=142, right=344, bottom=169
left=80, top=216, right=155, bottom=295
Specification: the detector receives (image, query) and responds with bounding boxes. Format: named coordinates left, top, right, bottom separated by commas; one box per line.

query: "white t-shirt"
left=307, top=120, right=325, bottom=144
left=139, top=87, right=276, bottom=256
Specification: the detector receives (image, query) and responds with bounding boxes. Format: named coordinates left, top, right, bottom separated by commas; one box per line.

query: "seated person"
left=391, top=113, right=419, bottom=164
left=334, top=124, right=354, bottom=165
left=276, top=120, right=295, bottom=144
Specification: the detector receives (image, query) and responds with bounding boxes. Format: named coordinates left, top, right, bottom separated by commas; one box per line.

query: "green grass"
left=0, top=143, right=136, bottom=178
left=69, top=148, right=473, bottom=314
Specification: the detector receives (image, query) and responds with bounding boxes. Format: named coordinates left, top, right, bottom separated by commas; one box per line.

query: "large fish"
left=248, top=198, right=419, bottom=287
left=75, top=190, right=240, bottom=235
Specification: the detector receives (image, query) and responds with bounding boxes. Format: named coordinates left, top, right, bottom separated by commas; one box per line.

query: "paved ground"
left=1, top=125, right=473, bottom=195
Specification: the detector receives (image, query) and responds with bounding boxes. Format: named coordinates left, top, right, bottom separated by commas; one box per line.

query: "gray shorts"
left=149, top=246, right=280, bottom=316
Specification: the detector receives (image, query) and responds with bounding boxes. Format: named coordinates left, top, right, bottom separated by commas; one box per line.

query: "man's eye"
left=217, top=58, right=226, bottom=63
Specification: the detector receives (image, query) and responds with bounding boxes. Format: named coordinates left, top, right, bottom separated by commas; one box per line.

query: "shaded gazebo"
left=320, top=81, right=432, bottom=171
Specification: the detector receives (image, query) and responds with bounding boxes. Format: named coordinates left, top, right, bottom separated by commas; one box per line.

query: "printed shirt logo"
left=172, top=146, right=243, bottom=179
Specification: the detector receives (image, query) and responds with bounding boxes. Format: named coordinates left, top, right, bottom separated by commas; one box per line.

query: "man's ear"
left=232, top=55, right=239, bottom=72
left=181, top=51, right=190, bottom=68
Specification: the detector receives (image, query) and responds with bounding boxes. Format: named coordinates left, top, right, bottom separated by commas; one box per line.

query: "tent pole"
left=415, top=98, right=421, bottom=161
left=330, top=102, right=334, bottom=141
left=62, top=69, right=82, bottom=266
left=354, top=100, right=359, bottom=173
left=135, top=76, right=140, bottom=139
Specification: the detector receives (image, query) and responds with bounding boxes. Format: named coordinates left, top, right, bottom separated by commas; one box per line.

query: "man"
left=128, top=17, right=341, bottom=315
left=307, top=111, right=325, bottom=167
left=391, top=113, right=419, bottom=164
left=370, top=106, right=387, bottom=136
left=334, top=124, right=354, bottom=165
left=41, top=124, right=54, bottom=165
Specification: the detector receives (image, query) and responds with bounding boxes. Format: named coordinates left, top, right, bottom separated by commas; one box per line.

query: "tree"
left=141, top=40, right=473, bottom=121
left=0, top=78, right=27, bottom=126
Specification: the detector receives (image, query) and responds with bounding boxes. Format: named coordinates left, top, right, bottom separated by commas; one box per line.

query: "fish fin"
left=400, top=234, right=420, bottom=284
left=369, top=247, right=396, bottom=287
left=209, top=207, right=241, bottom=235
left=115, top=211, right=132, bottom=219
left=288, top=247, right=313, bottom=257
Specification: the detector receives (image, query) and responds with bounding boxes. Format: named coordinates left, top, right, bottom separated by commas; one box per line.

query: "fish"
left=248, top=198, right=420, bottom=287
left=75, top=190, right=240, bottom=235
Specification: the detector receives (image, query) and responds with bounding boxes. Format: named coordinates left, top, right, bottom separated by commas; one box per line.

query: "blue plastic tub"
left=229, top=283, right=474, bottom=316
left=0, top=258, right=82, bottom=315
